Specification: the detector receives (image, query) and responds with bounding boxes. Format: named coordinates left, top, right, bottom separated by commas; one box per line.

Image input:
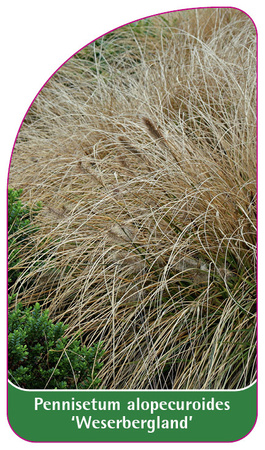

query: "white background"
left=1, top=1, right=263, bottom=448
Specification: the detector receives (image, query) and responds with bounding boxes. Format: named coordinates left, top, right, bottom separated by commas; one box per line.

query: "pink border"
left=6, top=5, right=258, bottom=444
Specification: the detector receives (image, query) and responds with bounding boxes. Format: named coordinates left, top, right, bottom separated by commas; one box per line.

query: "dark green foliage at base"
left=8, top=189, right=104, bottom=389
left=8, top=189, right=41, bottom=291
left=8, top=302, right=104, bottom=389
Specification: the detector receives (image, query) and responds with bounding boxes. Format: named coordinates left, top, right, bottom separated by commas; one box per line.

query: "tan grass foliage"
left=9, top=8, right=256, bottom=389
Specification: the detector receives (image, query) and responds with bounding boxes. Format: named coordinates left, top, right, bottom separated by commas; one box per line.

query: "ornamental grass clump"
left=8, top=8, right=256, bottom=389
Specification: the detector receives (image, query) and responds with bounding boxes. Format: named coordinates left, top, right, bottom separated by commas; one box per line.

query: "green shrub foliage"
left=8, top=302, right=104, bottom=389
left=8, top=189, right=41, bottom=291
left=8, top=189, right=104, bottom=389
